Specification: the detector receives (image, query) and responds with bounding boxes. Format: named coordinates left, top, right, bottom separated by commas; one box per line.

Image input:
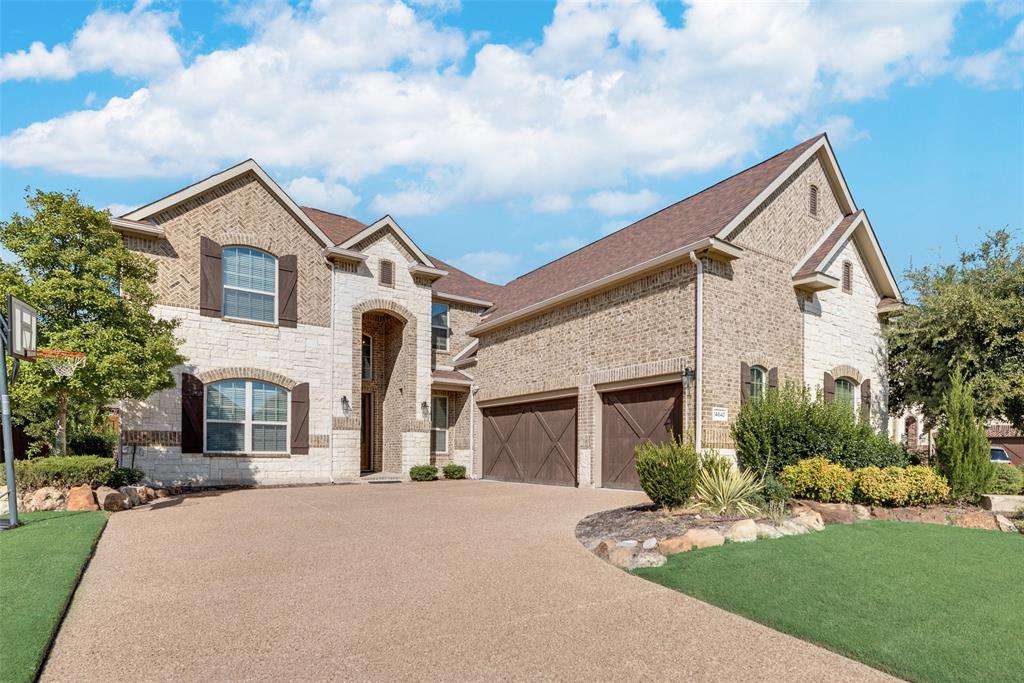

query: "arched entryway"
left=352, top=300, right=418, bottom=475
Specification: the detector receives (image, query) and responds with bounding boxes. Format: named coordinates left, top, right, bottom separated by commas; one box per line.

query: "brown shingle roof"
left=301, top=206, right=366, bottom=244
left=432, top=368, right=472, bottom=385
left=484, top=134, right=825, bottom=321
left=794, top=210, right=862, bottom=279
left=987, top=422, right=1023, bottom=439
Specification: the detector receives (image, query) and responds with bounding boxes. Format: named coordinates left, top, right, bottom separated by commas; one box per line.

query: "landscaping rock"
left=607, top=546, right=636, bottom=568
left=144, top=487, right=157, bottom=501
left=95, top=486, right=125, bottom=512
left=168, top=485, right=183, bottom=495
left=154, top=488, right=172, bottom=498
left=632, top=551, right=667, bottom=568
left=800, top=500, right=858, bottom=525
left=28, top=487, right=64, bottom=512
left=725, top=519, right=757, bottom=542
left=120, top=486, right=141, bottom=506
left=608, top=545, right=666, bottom=569
left=616, top=539, right=639, bottom=549
left=756, top=523, right=783, bottom=539
left=776, top=519, right=810, bottom=536
left=853, top=504, right=871, bottom=521
left=66, top=485, right=98, bottom=512
left=994, top=514, right=1017, bottom=534
left=980, top=494, right=1024, bottom=514
left=794, top=510, right=825, bottom=531
left=593, top=540, right=613, bottom=560
left=950, top=511, right=999, bottom=531
left=642, top=537, right=658, bottom=551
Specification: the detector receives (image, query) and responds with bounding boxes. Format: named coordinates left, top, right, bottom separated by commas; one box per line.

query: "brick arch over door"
left=193, top=367, right=300, bottom=390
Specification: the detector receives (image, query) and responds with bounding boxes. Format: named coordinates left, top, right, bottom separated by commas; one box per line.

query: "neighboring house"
left=987, top=421, right=1024, bottom=466
left=112, top=133, right=903, bottom=489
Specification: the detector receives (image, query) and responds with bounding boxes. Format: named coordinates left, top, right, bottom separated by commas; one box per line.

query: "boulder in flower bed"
left=66, top=484, right=98, bottom=511
left=725, top=519, right=757, bottom=542
left=95, top=486, right=125, bottom=512
left=27, top=487, right=64, bottom=512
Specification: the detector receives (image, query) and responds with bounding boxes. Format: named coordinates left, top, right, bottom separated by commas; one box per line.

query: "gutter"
left=688, top=251, right=703, bottom=453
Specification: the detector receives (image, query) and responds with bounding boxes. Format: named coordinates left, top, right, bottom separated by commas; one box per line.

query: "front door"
left=361, top=393, right=373, bottom=472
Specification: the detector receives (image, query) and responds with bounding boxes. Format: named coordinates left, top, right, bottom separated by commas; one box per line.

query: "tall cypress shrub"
left=934, top=370, right=994, bottom=502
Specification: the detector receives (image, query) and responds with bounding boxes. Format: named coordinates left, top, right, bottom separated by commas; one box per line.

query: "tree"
left=886, top=230, right=1024, bottom=430
left=933, top=370, right=994, bottom=502
left=0, top=190, right=184, bottom=455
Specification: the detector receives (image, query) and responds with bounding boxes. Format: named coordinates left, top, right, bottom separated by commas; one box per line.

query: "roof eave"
left=324, top=246, right=368, bottom=264
left=410, top=264, right=448, bottom=281
left=110, top=217, right=166, bottom=238
left=338, top=215, right=436, bottom=268
left=793, top=272, right=840, bottom=293
left=433, top=292, right=495, bottom=308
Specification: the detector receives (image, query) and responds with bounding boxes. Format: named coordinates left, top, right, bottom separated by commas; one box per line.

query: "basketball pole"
left=0, top=313, right=19, bottom=528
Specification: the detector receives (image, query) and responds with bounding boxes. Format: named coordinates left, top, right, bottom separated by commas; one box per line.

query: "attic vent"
left=809, top=184, right=819, bottom=217
left=842, top=260, right=853, bottom=294
left=380, top=259, right=395, bottom=287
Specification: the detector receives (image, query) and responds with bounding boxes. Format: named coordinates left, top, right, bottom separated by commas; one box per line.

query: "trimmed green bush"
left=635, top=437, right=700, bottom=509
left=779, top=457, right=854, bottom=503
left=68, top=431, right=118, bottom=457
left=988, top=464, right=1024, bottom=495
left=934, top=370, right=994, bottom=502
left=760, top=474, right=793, bottom=504
left=106, top=467, right=145, bottom=488
left=853, top=466, right=949, bottom=507
left=442, top=463, right=466, bottom=480
left=733, top=384, right=908, bottom=475
left=409, top=464, right=438, bottom=481
left=0, top=456, right=115, bottom=489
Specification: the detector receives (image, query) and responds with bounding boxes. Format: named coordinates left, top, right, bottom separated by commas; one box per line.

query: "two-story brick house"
left=112, top=133, right=902, bottom=489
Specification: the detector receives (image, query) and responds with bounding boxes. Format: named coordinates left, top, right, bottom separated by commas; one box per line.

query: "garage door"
left=482, top=397, right=577, bottom=486
left=602, top=383, right=683, bottom=490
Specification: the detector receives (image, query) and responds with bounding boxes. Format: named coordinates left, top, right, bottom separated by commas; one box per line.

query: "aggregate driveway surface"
left=44, top=481, right=893, bottom=682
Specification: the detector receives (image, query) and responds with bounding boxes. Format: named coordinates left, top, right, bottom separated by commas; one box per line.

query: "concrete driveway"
left=45, top=481, right=892, bottom=682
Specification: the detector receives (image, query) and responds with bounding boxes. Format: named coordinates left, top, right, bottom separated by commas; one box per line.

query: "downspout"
left=688, top=251, right=703, bottom=453
left=327, top=259, right=337, bottom=483
left=469, top=383, right=476, bottom=478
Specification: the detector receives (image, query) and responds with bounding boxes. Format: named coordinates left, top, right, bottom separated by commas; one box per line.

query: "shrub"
left=853, top=466, right=949, bottom=507
left=900, top=466, right=951, bottom=506
left=106, top=467, right=145, bottom=488
left=442, top=463, right=466, bottom=480
left=635, top=437, right=700, bottom=509
left=695, top=465, right=763, bottom=517
left=733, top=383, right=908, bottom=475
left=934, top=370, right=994, bottom=503
left=779, top=457, right=854, bottom=503
left=988, top=464, right=1024, bottom=495
left=0, top=455, right=115, bottom=489
left=409, top=465, right=438, bottom=481
left=68, top=430, right=118, bottom=457
left=760, top=473, right=793, bottom=505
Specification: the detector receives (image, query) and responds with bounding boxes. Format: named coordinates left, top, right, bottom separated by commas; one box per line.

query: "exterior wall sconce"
left=421, top=400, right=430, bottom=419
left=682, top=368, right=695, bottom=386
left=340, top=395, right=351, bottom=417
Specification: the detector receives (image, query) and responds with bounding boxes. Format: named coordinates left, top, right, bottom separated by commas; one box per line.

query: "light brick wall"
left=430, top=389, right=470, bottom=472
left=432, top=301, right=484, bottom=364
left=803, top=239, right=889, bottom=430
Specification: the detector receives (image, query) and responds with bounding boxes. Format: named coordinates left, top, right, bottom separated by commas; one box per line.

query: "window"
left=990, top=448, right=1011, bottom=464
left=842, top=260, right=853, bottom=294
left=379, top=259, right=394, bottom=286
left=750, top=366, right=767, bottom=401
left=206, top=379, right=288, bottom=453
left=431, top=302, right=450, bottom=351
left=361, top=335, right=372, bottom=380
left=809, top=184, right=819, bottom=216
left=223, top=247, right=277, bottom=323
left=834, top=378, right=856, bottom=412
left=431, top=395, right=448, bottom=453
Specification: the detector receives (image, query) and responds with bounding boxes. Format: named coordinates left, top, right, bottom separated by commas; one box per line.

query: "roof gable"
left=338, top=215, right=435, bottom=268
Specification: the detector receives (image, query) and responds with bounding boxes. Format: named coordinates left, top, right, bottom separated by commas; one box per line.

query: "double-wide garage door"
left=482, top=397, right=577, bottom=486
left=601, top=383, right=683, bottom=490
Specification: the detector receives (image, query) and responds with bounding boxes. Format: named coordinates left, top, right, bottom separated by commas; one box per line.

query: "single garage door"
left=482, top=397, right=577, bottom=486
left=602, top=383, right=683, bottom=490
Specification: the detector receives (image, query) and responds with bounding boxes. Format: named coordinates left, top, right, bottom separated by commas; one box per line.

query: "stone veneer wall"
left=803, top=239, right=889, bottom=430
left=124, top=172, right=333, bottom=327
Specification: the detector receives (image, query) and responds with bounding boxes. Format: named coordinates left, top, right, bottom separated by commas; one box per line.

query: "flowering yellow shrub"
left=854, top=465, right=949, bottom=507
left=779, top=457, right=854, bottom=503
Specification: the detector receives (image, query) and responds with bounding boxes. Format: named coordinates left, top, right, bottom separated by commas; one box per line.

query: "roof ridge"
left=505, top=133, right=825, bottom=285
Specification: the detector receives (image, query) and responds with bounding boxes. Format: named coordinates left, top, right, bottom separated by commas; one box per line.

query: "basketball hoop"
left=37, top=349, right=87, bottom=378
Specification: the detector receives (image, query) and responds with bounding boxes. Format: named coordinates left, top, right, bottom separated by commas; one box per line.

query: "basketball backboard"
left=7, top=295, right=37, bottom=360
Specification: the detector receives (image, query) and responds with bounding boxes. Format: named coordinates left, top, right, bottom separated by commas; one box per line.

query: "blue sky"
left=2, top=0, right=1022, bottom=287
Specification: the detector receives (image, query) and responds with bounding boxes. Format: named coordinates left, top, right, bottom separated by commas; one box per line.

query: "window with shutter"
left=842, top=260, right=853, bottom=294
left=379, top=259, right=395, bottom=287
left=809, top=184, right=819, bottom=216
left=205, top=379, right=288, bottom=453
left=223, top=247, right=277, bottom=323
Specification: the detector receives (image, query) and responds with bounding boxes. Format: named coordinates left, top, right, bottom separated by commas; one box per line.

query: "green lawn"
left=0, top=511, right=107, bottom=683
left=635, top=521, right=1023, bottom=683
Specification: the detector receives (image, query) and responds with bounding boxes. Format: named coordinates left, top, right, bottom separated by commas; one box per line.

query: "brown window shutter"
left=278, top=254, right=298, bottom=328
left=740, top=361, right=750, bottom=404
left=181, top=373, right=204, bottom=453
left=823, top=372, right=835, bottom=403
left=860, top=378, right=871, bottom=421
left=291, top=382, right=310, bottom=454
left=380, top=259, right=394, bottom=286
left=768, top=367, right=779, bottom=390
left=199, top=237, right=223, bottom=317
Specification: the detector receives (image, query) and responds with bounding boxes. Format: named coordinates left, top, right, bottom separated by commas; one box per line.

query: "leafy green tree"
left=933, top=370, right=994, bottom=502
left=0, top=190, right=183, bottom=455
left=886, top=230, right=1024, bottom=430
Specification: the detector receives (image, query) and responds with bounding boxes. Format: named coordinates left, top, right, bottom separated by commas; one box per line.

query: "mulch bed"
left=575, top=503, right=763, bottom=548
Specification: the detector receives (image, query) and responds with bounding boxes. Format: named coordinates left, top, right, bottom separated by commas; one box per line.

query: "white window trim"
left=834, top=377, right=857, bottom=413
left=431, top=303, right=450, bottom=352
left=361, top=334, right=372, bottom=380
left=430, top=395, right=448, bottom=454
left=223, top=247, right=279, bottom=325
left=750, top=365, right=767, bottom=400
left=204, top=380, right=290, bottom=454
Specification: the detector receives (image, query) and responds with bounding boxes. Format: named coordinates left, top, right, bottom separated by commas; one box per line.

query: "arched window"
left=206, top=379, right=288, bottom=453
left=750, top=365, right=767, bottom=401
left=809, top=184, right=819, bottom=216
left=834, top=378, right=856, bottom=412
left=842, top=260, right=853, bottom=294
left=223, top=247, right=277, bottom=323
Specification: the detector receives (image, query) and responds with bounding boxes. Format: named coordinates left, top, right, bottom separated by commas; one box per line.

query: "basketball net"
left=37, top=349, right=86, bottom=378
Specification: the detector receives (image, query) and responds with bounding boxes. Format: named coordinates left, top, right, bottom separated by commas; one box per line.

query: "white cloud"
left=284, top=177, right=360, bottom=214
left=584, top=189, right=663, bottom=216
left=452, top=250, right=520, bottom=283
left=956, top=19, right=1024, bottom=88
left=104, top=203, right=136, bottom=217
left=535, top=236, right=586, bottom=253
left=532, top=193, right=573, bottom=213
left=0, top=0, right=983, bottom=215
left=794, top=115, right=870, bottom=149
left=0, top=2, right=181, bottom=82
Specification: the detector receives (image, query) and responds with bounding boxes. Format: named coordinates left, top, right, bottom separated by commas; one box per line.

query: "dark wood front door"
left=602, top=383, right=683, bottom=490
left=360, top=393, right=372, bottom=472
left=482, top=397, right=577, bottom=487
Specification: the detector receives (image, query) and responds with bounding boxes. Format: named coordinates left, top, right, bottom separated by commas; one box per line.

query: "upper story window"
left=379, top=259, right=395, bottom=287
left=362, top=334, right=372, bottom=380
left=206, top=379, right=288, bottom=453
left=431, top=395, right=448, bottom=453
left=431, top=302, right=450, bottom=351
left=842, top=260, right=853, bottom=294
left=750, top=366, right=767, bottom=401
left=834, top=378, right=856, bottom=412
left=223, top=247, right=277, bottom=323
left=809, top=184, right=819, bottom=217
